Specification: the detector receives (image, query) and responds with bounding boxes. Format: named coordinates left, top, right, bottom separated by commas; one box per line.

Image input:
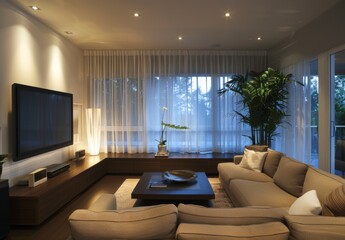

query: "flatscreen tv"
left=12, top=84, right=73, bottom=161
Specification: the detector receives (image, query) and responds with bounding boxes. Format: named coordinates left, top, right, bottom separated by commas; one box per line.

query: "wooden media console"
left=9, top=152, right=234, bottom=225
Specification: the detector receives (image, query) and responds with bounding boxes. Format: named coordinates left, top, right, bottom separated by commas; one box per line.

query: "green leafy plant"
left=157, top=107, right=189, bottom=146
left=0, top=154, right=8, bottom=177
left=218, top=67, right=303, bottom=146
left=0, top=154, right=7, bottom=164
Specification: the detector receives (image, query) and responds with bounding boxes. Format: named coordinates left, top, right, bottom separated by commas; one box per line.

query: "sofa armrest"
left=176, top=222, right=289, bottom=240
left=233, top=155, right=243, bottom=165
left=178, top=204, right=288, bottom=225
left=285, top=215, right=345, bottom=240
left=69, top=204, right=177, bottom=240
left=88, top=194, right=116, bottom=211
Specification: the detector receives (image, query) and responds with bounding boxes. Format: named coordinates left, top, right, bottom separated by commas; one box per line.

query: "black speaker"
left=75, top=149, right=85, bottom=160
left=0, top=179, right=9, bottom=239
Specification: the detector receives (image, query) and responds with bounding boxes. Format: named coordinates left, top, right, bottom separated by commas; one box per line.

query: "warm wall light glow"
left=86, top=108, right=101, bottom=156
left=10, top=25, right=39, bottom=85
left=48, top=45, right=65, bottom=90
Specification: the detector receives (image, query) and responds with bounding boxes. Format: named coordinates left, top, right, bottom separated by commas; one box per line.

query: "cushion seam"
left=70, top=212, right=177, bottom=223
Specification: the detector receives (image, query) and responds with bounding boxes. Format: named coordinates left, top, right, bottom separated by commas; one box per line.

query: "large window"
left=331, top=49, right=345, bottom=176
left=85, top=50, right=268, bottom=153
left=94, top=75, right=252, bottom=154
left=310, top=59, right=319, bottom=167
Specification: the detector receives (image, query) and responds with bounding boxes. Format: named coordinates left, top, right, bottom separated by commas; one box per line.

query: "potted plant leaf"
left=156, top=107, right=189, bottom=156
left=218, top=67, right=303, bottom=146
left=0, top=154, right=8, bottom=178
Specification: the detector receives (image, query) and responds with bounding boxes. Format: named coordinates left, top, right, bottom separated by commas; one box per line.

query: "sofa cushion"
left=245, top=145, right=269, bottom=152
left=273, top=156, right=308, bottom=197
left=288, top=190, right=322, bottom=215
left=88, top=194, right=116, bottom=211
left=178, top=204, right=287, bottom=225
left=229, top=179, right=296, bottom=207
left=303, top=166, right=345, bottom=205
left=263, top=150, right=284, bottom=178
left=176, top=222, right=289, bottom=240
left=323, top=185, right=345, bottom=216
left=285, top=215, right=345, bottom=240
left=218, top=162, right=273, bottom=186
left=239, top=148, right=268, bottom=172
left=69, top=204, right=177, bottom=240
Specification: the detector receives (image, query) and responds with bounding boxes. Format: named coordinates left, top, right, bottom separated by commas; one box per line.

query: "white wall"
left=268, top=1, right=345, bottom=172
left=0, top=1, right=84, bottom=186
left=268, top=0, right=345, bottom=68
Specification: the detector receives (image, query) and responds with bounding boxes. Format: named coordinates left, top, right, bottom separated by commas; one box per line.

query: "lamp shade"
left=85, top=108, right=101, bottom=155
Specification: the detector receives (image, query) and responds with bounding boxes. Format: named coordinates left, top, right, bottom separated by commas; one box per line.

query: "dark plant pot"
left=0, top=163, right=3, bottom=179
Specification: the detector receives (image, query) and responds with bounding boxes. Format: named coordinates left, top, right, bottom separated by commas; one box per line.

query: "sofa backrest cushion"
left=273, top=156, right=308, bottom=197
left=262, top=150, right=284, bottom=178
left=176, top=222, right=289, bottom=240
left=69, top=204, right=177, bottom=240
left=285, top=215, right=345, bottom=240
left=245, top=145, right=268, bottom=152
left=303, top=167, right=345, bottom=206
left=323, top=185, right=345, bottom=216
left=178, top=204, right=287, bottom=225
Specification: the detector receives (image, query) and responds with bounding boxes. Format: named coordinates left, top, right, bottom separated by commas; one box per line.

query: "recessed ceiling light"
left=257, top=37, right=262, bottom=41
left=133, top=12, right=140, bottom=17
left=30, top=5, right=40, bottom=11
left=225, top=12, right=231, bottom=17
left=178, top=36, right=183, bottom=40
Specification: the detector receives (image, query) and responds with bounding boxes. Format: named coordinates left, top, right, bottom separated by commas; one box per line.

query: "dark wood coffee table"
left=131, top=172, right=215, bottom=203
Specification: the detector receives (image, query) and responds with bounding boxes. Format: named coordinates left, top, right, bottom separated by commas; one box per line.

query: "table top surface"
left=131, top=172, right=215, bottom=200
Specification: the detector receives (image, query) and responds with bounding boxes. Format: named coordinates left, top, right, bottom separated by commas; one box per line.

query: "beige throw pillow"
left=288, top=190, right=322, bottom=215
left=322, top=185, right=345, bottom=216
left=239, top=148, right=268, bottom=172
left=262, top=149, right=284, bottom=178
left=273, top=156, right=308, bottom=197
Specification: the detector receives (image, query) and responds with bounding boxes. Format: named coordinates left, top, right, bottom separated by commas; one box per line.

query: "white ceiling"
left=10, top=0, right=340, bottom=50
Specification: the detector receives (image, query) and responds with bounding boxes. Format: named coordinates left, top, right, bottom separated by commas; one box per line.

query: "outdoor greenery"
left=311, top=75, right=345, bottom=126
left=335, top=76, right=345, bottom=126
left=218, top=67, right=303, bottom=146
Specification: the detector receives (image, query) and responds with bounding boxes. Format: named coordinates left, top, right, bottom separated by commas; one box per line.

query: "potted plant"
left=156, top=107, right=189, bottom=156
left=0, top=154, right=8, bottom=178
left=218, top=67, right=303, bottom=146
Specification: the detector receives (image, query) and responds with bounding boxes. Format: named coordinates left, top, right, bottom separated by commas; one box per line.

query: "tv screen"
left=12, top=84, right=73, bottom=161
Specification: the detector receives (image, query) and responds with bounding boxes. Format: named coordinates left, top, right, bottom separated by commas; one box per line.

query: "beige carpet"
left=115, top=178, right=232, bottom=209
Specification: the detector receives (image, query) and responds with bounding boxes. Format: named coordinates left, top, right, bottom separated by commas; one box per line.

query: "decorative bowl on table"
left=162, top=170, right=197, bottom=182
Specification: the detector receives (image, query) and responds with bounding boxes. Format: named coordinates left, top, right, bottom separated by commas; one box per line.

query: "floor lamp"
left=85, top=108, right=101, bottom=156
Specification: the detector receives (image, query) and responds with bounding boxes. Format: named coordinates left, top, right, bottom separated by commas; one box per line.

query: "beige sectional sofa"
left=218, top=148, right=345, bottom=239
left=69, top=194, right=290, bottom=240
left=69, top=148, right=345, bottom=240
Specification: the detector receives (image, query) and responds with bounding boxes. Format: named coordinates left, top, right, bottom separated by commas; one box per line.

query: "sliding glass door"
left=330, top=49, right=345, bottom=176
left=310, top=60, right=319, bottom=167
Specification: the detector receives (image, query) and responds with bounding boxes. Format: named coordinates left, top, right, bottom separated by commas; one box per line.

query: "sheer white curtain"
left=84, top=50, right=267, bottom=153
left=271, top=61, right=313, bottom=164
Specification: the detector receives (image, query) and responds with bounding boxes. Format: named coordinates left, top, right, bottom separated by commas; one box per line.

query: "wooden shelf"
left=9, top=155, right=107, bottom=225
left=105, top=152, right=234, bottom=174
left=9, top=152, right=234, bottom=225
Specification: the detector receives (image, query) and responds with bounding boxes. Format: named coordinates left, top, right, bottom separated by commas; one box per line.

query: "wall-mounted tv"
left=12, top=84, right=73, bottom=161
